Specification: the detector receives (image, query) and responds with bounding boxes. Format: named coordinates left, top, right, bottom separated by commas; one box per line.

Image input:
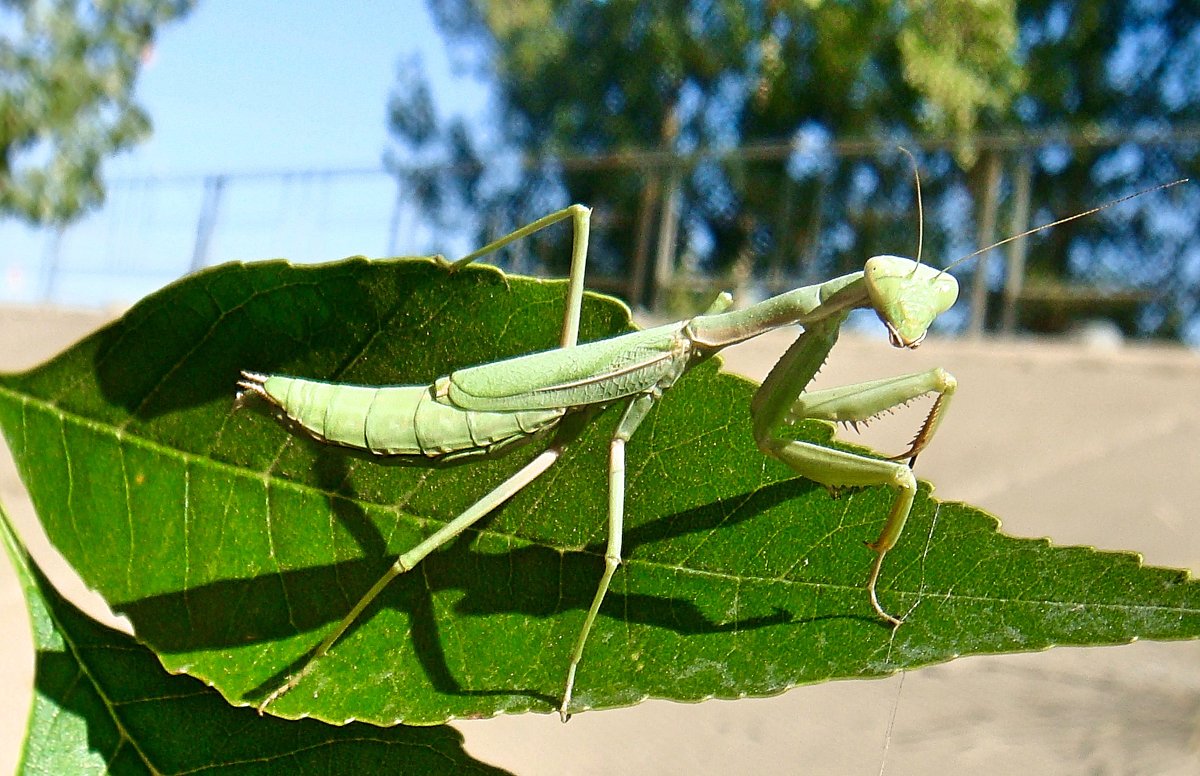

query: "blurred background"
left=2, top=1, right=1199, bottom=344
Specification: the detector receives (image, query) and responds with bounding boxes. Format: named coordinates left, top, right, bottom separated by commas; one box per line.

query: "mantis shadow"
left=116, top=446, right=854, bottom=711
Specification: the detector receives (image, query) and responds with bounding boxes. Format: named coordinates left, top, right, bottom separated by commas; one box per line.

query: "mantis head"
left=863, top=255, right=959, bottom=348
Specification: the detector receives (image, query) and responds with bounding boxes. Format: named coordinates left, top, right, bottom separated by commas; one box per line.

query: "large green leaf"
left=0, top=500, right=509, bottom=774
left=0, top=257, right=1196, bottom=726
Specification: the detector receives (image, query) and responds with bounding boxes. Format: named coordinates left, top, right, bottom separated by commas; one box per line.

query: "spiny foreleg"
left=788, top=368, right=957, bottom=465
left=749, top=319, right=946, bottom=625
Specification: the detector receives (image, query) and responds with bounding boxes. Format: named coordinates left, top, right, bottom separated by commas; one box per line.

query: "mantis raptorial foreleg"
left=792, top=368, right=957, bottom=463
left=748, top=317, right=956, bottom=625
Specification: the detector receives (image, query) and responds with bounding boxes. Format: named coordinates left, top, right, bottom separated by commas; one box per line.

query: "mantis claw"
left=885, top=371, right=956, bottom=462
left=866, top=541, right=905, bottom=627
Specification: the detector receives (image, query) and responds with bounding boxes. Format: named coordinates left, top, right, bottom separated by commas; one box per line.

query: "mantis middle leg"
left=560, top=393, right=657, bottom=721
left=751, top=318, right=956, bottom=625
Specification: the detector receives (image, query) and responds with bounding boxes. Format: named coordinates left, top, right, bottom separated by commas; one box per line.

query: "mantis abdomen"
left=241, top=373, right=566, bottom=460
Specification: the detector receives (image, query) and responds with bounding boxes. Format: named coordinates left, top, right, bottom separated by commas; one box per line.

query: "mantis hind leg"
left=257, top=435, right=573, bottom=713
left=453, top=204, right=592, bottom=349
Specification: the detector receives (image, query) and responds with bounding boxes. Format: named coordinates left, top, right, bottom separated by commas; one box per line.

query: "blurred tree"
left=0, top=0, right=195, bottom=224
left=389, top=0, right=1199, bottom=336
left=387, top=0, right=1025, bottom=307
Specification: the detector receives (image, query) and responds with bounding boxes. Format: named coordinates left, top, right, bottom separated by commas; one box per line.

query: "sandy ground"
left=1, top=304, right=1199, bottom=775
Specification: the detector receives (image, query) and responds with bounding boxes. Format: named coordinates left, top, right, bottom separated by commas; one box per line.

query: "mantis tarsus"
left=238, top=177, right=1184, bottom=721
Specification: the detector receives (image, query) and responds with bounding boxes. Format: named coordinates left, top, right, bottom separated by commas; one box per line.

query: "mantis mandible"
left=238, top=176, right=1183, bottom=721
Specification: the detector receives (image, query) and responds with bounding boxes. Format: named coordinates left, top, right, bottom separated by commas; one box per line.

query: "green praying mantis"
left=238, top=173, right=1184, bottom=721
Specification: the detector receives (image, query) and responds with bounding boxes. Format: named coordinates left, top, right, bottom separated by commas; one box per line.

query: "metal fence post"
left=190, top=175, right=226, bottom=273
left=629, top=168, right=661, bottom=308
left=385, top=175, right=405, bottom=256
left=1000, top=154, right=1033, bottom=334
left=966, top=152, right=1002, bottom=337
left=652, top=165, right=683, bottom=311
left=39, top=226, right=64, bottom=302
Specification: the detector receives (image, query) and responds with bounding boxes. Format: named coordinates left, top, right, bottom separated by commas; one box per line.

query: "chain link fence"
left=1, top=131, right=1197, bottom=342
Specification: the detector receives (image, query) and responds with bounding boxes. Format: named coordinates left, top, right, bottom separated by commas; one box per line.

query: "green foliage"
left=0, top=501, right=509, bottom=774
left=426, top=0, right=1022, bottom=151
left=0, top=0, right=194, bottom=224
left=898, top=0, right=1023, bottom=156
left=391, top=1, right=1027, bottom=302
left=0, top=257, right=1196, bottom=729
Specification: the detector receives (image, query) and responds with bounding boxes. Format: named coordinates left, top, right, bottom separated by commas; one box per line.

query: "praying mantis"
left=238, top=175, right=1183, bottom=721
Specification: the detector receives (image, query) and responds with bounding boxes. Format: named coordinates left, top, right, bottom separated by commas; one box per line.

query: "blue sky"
left=1, top=1, right=491, bottom=306
left=118, top=1, right=482, bottom=176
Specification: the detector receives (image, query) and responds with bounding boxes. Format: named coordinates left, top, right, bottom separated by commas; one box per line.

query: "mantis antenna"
left=940, top=177, right=1189, bottom=277
left=896, top=146, right=924, bottom=270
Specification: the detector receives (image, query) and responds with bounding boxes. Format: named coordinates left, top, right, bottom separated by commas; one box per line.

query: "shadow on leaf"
left=115, top=477, right=846, bottom=710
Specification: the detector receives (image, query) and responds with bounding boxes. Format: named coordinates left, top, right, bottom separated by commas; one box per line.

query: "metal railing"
left=1, top=129, right=1196, bottom=341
